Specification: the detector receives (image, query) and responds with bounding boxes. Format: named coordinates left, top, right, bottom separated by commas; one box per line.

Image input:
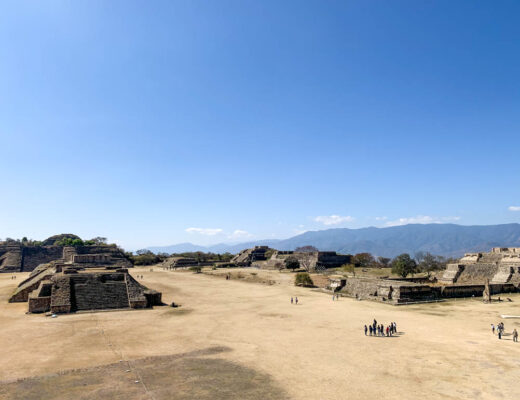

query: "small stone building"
left=339, top=277, right=435, bottom=304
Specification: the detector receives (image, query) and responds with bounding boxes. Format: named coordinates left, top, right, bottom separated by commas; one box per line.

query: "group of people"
left=364, top=319, right=397, bottom=337
left=290, top=297, right=299, bottom=305
left=492, top=322, right=518, bottom=342
left=10, top=275, right=17, bottom=280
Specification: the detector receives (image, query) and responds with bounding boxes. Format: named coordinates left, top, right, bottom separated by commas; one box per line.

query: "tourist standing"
left=291, top=297, right=293, bottom=304
left=491, top=324, right=495, bottom=335
left=369, top=325, right=373, bottom=336
left=364, top=325, right=368, bottom=336
left=295, top=297, right=298, bottom=305
left=513, top=329, right=518, bottom=342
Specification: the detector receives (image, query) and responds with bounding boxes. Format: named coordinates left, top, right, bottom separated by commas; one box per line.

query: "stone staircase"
left=439, top=264, right=464, bottom=283
left=491, top=266, right=513, bottom=284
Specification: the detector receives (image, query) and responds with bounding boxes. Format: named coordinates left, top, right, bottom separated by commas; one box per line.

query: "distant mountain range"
left=147, top=223, right=520, bottom=258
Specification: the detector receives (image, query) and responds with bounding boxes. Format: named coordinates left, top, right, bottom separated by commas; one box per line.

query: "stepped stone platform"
left=233, top=247, right=350, bottom=272
left=337, top=277, right=436, bottom=304
left=9, top=264, right=162, bottom=314
left=440, top=247, right=520, bottom=285
left=232, top=246, right=271, bottom=266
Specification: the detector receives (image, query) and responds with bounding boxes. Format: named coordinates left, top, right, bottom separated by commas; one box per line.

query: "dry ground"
left=0, top=268, right=519, bottom=400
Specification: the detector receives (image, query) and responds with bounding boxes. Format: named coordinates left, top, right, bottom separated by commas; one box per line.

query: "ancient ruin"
left=160, top=256, right=215, bottom=270
left=325, top=247, right=520, bottom=305
left=231, top=246, right=271, bottom=266
left=10, top=263, right=162, bottom=313
left=232, top=247, right=350, bottom=272
left=440, top=247, right=520, bottom=285
left=0, top=235, right=132, bottom=273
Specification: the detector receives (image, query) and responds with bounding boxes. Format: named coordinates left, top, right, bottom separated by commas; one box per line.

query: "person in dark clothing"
left=364, top=325, right=368, bottom=335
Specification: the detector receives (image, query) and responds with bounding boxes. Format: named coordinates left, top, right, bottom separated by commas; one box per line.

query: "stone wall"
left=436, top=283, right=517, bottom=298
left=340, top=277, right=435, bottom=304
left=0, top=243, right=131, bottom=273
left=50, top=276, right=72, bottom=313
left=21, top=246, right=63, bottom=272
left=455, top=263, right=499, bottom=284
left=28, top=296, right=51, bottom=313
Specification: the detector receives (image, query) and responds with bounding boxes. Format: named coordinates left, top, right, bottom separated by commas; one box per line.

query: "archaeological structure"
left=0, top=234, right=132, bottom=273
left=326, top=247, right=520, bottom=305
left=232, top=246, right=351, bottom=272
left=10, top=262, right=162, bottom=313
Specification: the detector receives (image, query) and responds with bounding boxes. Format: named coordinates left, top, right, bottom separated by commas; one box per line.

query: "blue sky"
left=1, top=1, right=519, bottom=250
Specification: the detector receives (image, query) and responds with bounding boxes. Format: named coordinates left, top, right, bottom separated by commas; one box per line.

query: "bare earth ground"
left=0, top=268, right=519, bottom=400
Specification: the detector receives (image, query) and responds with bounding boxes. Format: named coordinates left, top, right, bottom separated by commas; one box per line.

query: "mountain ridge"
left=146, top=223, right=520, bottom=258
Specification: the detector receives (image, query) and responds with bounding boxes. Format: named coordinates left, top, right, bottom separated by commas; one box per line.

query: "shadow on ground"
left=0, top=346, right=289, bottom=400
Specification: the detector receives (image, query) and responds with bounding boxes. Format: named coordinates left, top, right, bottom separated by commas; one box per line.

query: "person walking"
left=364, top=325, right=368, bottom=336
left=513, top=329, right=518, bottom=342
left=291, top=297, right=293, bottom=304
left=295, top=297, right=298, bottom=305
left=369, top=325, right=373, bottom=336
left=491, top=324, right=495, bottom=335
left=498, top=329, right=502, bottom=340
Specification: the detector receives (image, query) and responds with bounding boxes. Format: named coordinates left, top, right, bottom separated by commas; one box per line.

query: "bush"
left=190, top=266, right=202, bottom=273
left=285, top=256, right=300, bottom=271
left=294, top=272, right=314, bottom=287
left=339, top=264, right=355, bottom=275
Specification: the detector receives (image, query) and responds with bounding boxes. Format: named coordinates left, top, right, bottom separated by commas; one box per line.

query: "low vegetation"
left=346, top=251, right=452, bottom=278
left=294, top=272, right=314, bottom=287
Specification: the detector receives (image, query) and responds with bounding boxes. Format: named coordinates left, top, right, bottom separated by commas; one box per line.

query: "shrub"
left=340, top=264, right=355, bottom=275
left=294, top=272, right=314, bottom=287
left=190, top=266, right=202, bottom=273
left=285, top=256, right=300, bottom=271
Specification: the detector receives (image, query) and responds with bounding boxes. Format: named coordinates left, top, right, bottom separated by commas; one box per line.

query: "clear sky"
left=1, top=1, right=519, bottom=250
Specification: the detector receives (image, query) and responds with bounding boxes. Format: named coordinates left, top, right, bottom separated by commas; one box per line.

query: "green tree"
left=190, top=266, right=202, bottom=273
left=418, top=252, right=444, bottom=277
left=391, top=253, right=418, bottom=278
left=285, top=256, right=300, bottom=271
left=352, top=252, right=375, bottom=268
left=294, top=272, right=314, bottom=287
